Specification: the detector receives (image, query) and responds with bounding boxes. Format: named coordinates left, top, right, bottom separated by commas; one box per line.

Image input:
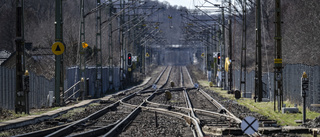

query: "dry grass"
left=198, top=80, right=320, bottom=126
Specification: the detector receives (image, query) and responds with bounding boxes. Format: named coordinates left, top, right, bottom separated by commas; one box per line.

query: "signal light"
left=217, top=53, right=221, bottom=65
left=128, top=53, right=132, bottom=66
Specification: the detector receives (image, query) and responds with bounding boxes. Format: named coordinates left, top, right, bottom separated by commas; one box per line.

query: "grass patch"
left=89, top=103, right=100, bottom=107
left=0, top=131, right=10, bottom=136
left=198, top=80, right=320, bottom=126
left=60, top=107, right=86, bottom=119
left=0, top=107, right=62, bottom=122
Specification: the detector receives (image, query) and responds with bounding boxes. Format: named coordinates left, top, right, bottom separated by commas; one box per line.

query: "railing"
left=63, top=80, right=81, bottom=102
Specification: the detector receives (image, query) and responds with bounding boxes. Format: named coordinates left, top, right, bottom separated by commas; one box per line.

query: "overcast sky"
left=156, top=0, right=222, bottom=9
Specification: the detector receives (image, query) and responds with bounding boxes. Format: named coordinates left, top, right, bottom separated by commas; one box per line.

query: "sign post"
left=54, top=0, right=64, bottom=106
left=301, top=72, right=308, bottom=124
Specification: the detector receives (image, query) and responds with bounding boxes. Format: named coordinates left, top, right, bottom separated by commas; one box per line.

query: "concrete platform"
left=0, top=77, right=151, bottom=131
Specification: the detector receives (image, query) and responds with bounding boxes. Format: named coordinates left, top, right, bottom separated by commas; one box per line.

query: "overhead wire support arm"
left=125, top=7, right=162, bottom=33
left=100, top=0, right=144, bottom=28
left=183, top=10, right=220, bottom=28
left=110, top=6, right=157, bottom=33
left=83, top=0, right=120, bottom=18
left=180, top=14, right=215, bottom=31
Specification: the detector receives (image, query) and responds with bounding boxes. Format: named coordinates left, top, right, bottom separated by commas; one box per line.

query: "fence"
left=0, top=66, right=123, bottom=110
left=0, top=66, right=54, bottom=110
left=232, top=64, right=320, bottom=109
left=65, top=66, right=122, bottom=99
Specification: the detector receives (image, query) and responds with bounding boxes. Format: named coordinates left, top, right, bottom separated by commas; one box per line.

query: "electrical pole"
left=108, top=0, right=114, bottom=90
left=221, top=5, right=226, bottom=90
left=228, top=0, right=233, bottom=92
left=15, top=0, right=29, bottom=114
left=240, top=0, right=247, bottom=97
left=55, top=0, right=64, bottom=106
left=255, top=0, right=262, bottom=102
left=213, top=24, right=218, bottom=84
left=206, top=29, right=210, bottom=81
left=79, top=0, right=86, bottom=100
left=274, top=0, right=283, bottom=111
left=95, top=0, right=102, bottom=97
left=119, top=0, right=124, bottom=89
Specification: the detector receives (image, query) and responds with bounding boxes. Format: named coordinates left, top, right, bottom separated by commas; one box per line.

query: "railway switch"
left=217, top=53, right=221, bottom=65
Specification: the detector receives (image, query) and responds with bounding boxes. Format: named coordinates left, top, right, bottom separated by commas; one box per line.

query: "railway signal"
left=128, top=53, right=132, bottom=66
left=217, top=53, right=221, bottom=65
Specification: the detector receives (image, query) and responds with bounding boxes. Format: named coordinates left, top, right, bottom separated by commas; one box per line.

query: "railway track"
left=9, top=67, right=166, bottom=136
left=10, top=66, right=248, bottom=137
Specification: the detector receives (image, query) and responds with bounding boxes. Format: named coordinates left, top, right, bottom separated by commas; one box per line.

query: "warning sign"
left=274, top=58, right=282, bottom=64
left=82, top=42, right=88, bottom=48
left=201, top=53, right=205, bottom=57
left=52, top=42, right=65, bottom=55
left=146, top=53, right=150, bottom=57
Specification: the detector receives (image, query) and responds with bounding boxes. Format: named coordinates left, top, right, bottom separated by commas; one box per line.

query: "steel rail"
left=145, top=96, right=239, bottom=121
left=121, top=92, right=204, bottom=137
left=198, top=88, right=241, bottom=123
left=45, top=101, right=120, bottom=137
left=67, top=120, right=120, bottom=137
left=115, top=77, right=152, bottom=96
left=180, top=66, right=184, bottom=87
left=14, top=67, right=168, bottom=137
left=104, top=67, right=203, bottom=137
left=104, top=66, right=173, bottom=136
left=46, top=67, right=169, bottom=137
left=180, top=66, right=203, bottom=137
left=183, top=67, right=262, bottom=136
left=102, top=105, right=142, bottom=137
left=159, top=66, right=172, bottom=89
left=153, top=66, right=168, bottom=84
left=183, top=89, right=201, bottom=124
left=13, top=123, right=72, bottom=137
left=80, top=66, right=169, bottom=136
left=184, top=67, right=242, bottom=124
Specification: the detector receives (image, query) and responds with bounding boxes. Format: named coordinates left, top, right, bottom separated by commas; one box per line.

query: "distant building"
left=0, top=50, right=11, bottom=65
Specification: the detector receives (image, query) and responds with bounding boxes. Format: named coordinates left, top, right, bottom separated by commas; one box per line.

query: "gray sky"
left=156, top=0, right=222, bottom=9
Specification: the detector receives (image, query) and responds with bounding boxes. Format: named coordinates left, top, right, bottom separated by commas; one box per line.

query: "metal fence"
left=65, top=67, right=122, bottom=99
left=0, top=66, right=54, bottom=110
left=233, top=64, right=320, bottom=109
left=0, top=66, right=123, bottom=110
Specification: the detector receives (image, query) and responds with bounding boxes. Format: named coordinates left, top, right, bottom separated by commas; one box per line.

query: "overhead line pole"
left=119, top=0, right=124, bottom=89
left=108, top=0, right=114, bottom=90
left=55, top=0, right=64, bottom=106
left=95, top=0, right=102, bottom=97
left=228, top=0, right=233, bottom=92
left=79, top=0, right=86, bottom=100
left=255, top=0, right=262, bottom=102
left=274, top=0, right=283, bottom=111
left=15, top=0, right=28, bottom=114
left=221, top=3, right=226, bottom=90
left=240, top=0, right=247, bottom=97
